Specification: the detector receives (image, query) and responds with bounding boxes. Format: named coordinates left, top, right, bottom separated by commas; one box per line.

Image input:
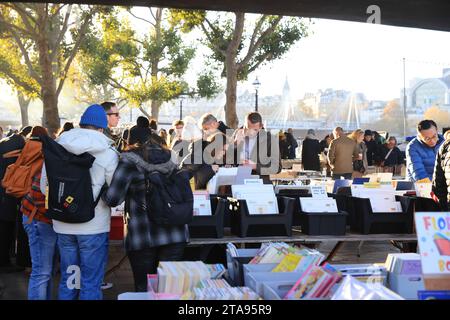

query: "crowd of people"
left=296, top=127, right=406, bottom=179
left=0, top=103, right=281, bottom=300
left=2, top=99, right=450, bottom=301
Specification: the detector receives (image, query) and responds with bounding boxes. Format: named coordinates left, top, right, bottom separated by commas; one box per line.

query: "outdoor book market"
left=0, top=0, right=449, bottom=305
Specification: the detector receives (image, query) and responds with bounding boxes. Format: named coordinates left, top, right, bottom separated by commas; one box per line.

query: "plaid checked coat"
left=103, top=145, right=189, bottom=252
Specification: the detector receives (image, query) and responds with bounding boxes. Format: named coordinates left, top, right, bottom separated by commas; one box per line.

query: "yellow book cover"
left=272, top=253, right=303, bottom=272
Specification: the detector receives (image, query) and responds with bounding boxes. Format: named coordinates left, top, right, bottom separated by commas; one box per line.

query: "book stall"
left=116, top=169, right=450, bottom=300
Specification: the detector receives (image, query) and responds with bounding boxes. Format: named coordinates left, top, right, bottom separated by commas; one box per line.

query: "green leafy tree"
left=171, top=10, right=311, bottom=128
left=78, top=7, right=220, bottom=121
left=0, top=37, right=40, bottom=126
left=0, top=3, right=103, bottom=134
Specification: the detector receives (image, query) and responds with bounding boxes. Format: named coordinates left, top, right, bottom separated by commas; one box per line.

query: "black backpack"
left=145, top=168, right=193, bottom=226
left=41, top=135, right=103, bottom=223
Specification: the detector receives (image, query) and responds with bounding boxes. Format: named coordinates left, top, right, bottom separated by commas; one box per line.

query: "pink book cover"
left=284, top=265, right=322, bottom=299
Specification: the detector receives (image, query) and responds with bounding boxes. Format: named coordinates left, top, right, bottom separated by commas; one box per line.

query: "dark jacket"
left=232, top=129, right=282, bottom=183
left=180, top=139, right=215, bottom=190
left=285, top=132, right=298, bottom=159
left=103, top=144, right=189, bottom=252
left=380, top=145, right=404, bottom=167
left=432, top=139, right=450, bottom=210
left=279, top=137, right=290, bottom=160
left=217, top=121, right=231, bottom=136
left=365, top=139, right=378, bottom=166
left=301, top=136, right=321, bottom=171
left=0, top=134, right=25, bottom=222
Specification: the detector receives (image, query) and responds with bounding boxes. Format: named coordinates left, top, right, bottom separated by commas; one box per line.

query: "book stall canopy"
left=7, top=0, right=450, bottom=32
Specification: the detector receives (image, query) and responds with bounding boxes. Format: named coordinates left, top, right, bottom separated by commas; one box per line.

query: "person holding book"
left=181, top=132, right=231, bottom=190
left=232, top=112, right=281, bottom=183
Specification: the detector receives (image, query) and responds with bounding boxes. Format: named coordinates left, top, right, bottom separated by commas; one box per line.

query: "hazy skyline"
left=230, top=18, right=450, bottom=101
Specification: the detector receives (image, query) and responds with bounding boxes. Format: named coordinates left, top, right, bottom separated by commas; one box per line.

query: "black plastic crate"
left=229, top=196, right=295, bottom=237
left=298, top=212, right=348, bottom=235
left=348, top=195, right=414, bottom=234
left=188, top=197, right=227, bottom=238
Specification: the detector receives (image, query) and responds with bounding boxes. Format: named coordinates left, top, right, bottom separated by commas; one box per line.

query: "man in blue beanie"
left=41, top=104, right=119, bottom=300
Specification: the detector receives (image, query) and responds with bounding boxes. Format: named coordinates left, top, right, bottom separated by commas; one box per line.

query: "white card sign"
left=310, top=186, right=328, bottom=198
left=232, top=185, right=279, bottom=215
left=299, top=198, right=338, bottom=213
left=415, top=182, right=432, bottom=198
left=193, top=192, right=212, bottom=216
left=415, top=212, right=450, bottom=275
left=244, top=179, right=263, bottom=185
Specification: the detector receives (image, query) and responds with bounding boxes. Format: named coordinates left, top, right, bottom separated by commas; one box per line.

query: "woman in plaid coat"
left=103, top=127, right=189, bottom=291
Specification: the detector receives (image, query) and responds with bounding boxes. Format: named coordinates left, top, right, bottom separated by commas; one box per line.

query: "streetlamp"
left=252, top=76, right=261, bottom=112
left=179, top=94, right=187, bottom=120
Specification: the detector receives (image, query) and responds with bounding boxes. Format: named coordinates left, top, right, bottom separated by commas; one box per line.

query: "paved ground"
left=0, top=240, right=402, bottom=300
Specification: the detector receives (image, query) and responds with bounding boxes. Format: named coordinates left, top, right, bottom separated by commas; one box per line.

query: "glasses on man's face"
left=107, top=112, right=120, bottom=117
left=421, top=134, right=438, bottom=142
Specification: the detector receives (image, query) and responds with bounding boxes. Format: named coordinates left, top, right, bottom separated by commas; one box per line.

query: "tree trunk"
left=36, top=6, right=60, bottom=136
left=225, top=63, right=239, bottom=128
left=17, top=93, right=30, bottom=128
left=151, top=100, right=162, bottom=120
left=148, top=8, right=163, bottom=122
left=224, top=12, right=245, bottom=129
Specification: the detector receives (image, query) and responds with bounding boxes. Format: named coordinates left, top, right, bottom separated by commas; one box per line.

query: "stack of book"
left=249, top=243, right=324, bottom=267
left=181, top=279, right=260, bottom=300
left=156, top=261, right=226, bottom=294
left=271, top=248, right=325, bottom=274
left=284, top=264, right=342, bottom=299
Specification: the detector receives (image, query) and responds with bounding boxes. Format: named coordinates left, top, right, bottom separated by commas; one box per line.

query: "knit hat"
left=80, top=104, right=108, bottom=129
left=364, top=130, right=372, bottom=136
left=128, top=125, right=152, bottom=145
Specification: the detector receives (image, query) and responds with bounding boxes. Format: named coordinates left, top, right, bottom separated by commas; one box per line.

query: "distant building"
left=405, top=68, right=450, bottom=112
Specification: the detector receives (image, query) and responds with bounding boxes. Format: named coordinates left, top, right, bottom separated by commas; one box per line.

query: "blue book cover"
left=418, top=290, right=450, bottom=300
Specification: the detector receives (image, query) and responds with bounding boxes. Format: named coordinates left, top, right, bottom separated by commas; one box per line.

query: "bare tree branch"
left=228, top=12, right=245, bottom=56
left=56, top=12, right=93, bottom=97
left=247, top=51, right=273, bottom=73
left=149, top=7, right=157, bottom=22
left=51, top=4, right=72, bottom=61
left=248, top=15, right=267, bottom=55
left=239, top=16, right=282, bottom=69
left=0, top=18, right=36, bottom=37
left=139, top=105, right=151, bottom=118
left=6, top=25, right=42, bottom=85
left=128, top=10, right=155, bottom=27
left=200, top=23, right=226, bottom=57
left=108, top=76, right=129, bottom=92
left=5, top=3, right=38, bottom=30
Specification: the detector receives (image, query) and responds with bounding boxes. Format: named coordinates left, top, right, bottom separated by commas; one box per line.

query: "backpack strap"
left=94, top=183, right=108, bottom=208
left=3, top=149, right=22, bottom=159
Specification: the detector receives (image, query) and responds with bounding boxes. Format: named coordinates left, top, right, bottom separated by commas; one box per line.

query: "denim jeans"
left=22, top=215, right=57, bottom=300
left=127, top=243, right=186, bottom=292
left=57, top=232, right=109, bottom=300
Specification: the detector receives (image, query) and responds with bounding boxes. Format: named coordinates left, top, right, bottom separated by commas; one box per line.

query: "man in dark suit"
left=232, top=112, right=281, bottom=183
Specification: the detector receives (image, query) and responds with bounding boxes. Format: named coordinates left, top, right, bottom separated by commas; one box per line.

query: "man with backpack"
left=41, top=104, right=119, bottom=300
left=0, top=126, right=32, bottom=273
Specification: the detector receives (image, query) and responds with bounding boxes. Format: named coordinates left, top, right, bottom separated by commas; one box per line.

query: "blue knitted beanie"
left=80, top=104, right=108, bottom=129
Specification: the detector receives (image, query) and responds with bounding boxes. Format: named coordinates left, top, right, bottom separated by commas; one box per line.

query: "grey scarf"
left=121, top=152, right=177, bottom=175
